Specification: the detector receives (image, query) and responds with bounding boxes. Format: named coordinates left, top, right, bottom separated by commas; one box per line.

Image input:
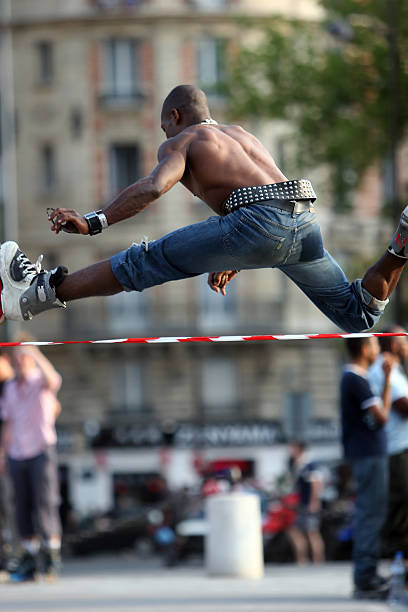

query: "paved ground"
left=0, top=556, right=403, bottom=612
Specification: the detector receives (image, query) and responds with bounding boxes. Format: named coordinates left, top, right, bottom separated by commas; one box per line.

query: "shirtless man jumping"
left=0, top=84, right=407, bottom=332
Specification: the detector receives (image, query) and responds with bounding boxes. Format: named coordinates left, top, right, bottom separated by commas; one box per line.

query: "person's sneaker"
left=388, top=206, right=408, bottom=258
left=8, top=552, right=37, bottom=583
left=0, top=241, right=67, bottom=322
left=41, top=548, right=61, bottom=581
left=353, top=574, right=389, bottom=601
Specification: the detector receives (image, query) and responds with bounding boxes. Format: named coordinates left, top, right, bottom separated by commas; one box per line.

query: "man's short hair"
left=378, top=325, right=405, bottom=352
left=344, top=336, right=372, bottom=359
left=162, top=84, right=210, bottom=121
left=290, top=439, right=308, bottom=452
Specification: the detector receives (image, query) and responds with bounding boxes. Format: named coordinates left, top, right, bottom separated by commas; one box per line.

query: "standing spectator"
left=368, top=326, right=408, bottom=569
left=0, top=345, right=62, bottom=582
left=286, top=440, right=325, bottom=564
left=340, top=337, right=392, bottom=600
left=0, top=350, right=15, bottom=572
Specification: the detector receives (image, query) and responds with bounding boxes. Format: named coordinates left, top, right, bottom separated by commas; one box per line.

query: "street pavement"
left=0, top=555, right=403, bottom=612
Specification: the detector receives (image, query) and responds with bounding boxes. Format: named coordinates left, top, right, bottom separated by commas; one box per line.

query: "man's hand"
left=207, top=270, right=238, bottom=296
left=382, top=352, right=394, bottom=378
left=47, top=208, right=89, bottom=235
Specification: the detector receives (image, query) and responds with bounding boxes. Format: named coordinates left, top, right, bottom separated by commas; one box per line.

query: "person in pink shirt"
left=0, top=344, right=62, bottom=581
left=0, top=350, right=15, bottom=573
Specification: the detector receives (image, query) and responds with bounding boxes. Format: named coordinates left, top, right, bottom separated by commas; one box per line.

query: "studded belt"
left=223, top=179, right=316, bottom=215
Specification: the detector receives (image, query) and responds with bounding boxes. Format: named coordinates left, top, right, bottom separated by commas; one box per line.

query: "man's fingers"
left=207, top=272, right=219, bottom=292
left=207, top=270, right=238, bottom=295
left=48, top=208, right=86, bottom=234
left=213, top=272, right=223, bottom=286
left=48, top=208, right=69, bottom=233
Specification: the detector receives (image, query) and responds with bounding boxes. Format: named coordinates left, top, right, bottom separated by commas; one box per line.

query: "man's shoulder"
left=341, top=366, right=373, bottom=398
left=341, top=366, right=366, bottom=383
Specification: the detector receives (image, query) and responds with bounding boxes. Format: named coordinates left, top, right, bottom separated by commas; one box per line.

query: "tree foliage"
left=226, top=0, right=408, bottom=210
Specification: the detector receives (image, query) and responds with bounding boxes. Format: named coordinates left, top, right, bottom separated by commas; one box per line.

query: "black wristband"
left=84, top=211, right=103, bottom=235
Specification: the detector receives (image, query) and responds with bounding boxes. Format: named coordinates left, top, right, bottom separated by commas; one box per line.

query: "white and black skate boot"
left=388, top=205, right=408, bottom=258
left=0, top=241, right=67, bottom=322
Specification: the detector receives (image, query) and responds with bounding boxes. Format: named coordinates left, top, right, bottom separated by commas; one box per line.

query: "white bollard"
left=205, top=493, right=264, bottom=579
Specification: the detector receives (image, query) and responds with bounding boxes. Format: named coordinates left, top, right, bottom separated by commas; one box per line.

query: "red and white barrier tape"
left=0, top=331, right=407, bottom=348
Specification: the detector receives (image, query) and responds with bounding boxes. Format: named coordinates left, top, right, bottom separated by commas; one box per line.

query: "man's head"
left=379, top=325, right=408, bottom=363
left=10, top=335, right=38, bottom=381
left=289, top=440, right=307, bottom=461
left=161, top=85, right=211, bottom=138
left=345, top=336, right=380, bottom=366
left=11, top=348, right=37, bottom=381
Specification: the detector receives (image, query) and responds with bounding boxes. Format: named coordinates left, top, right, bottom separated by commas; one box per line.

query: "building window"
left=41, top=144, right=56, bottom=192
left=110, top=144, right=140, bottom=194
left=70, top=107, right=83, bottom=140
left=198, top=276, right=237, bottom=331
left=107, top=291, right=150, bottom=333
left=282, top=392, right=311, bottom=441
left=202, top=358, right=239, bottom=416
left=111, top=360, right=146, bottom=413
left=101, top=39, right=141, bottom=104
left=198, top=37, right=226, bottom=96
left=36, top=41, right=53, bottom=85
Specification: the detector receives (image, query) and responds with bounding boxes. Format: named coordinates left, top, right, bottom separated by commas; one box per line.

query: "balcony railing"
left=188, top=0, right=229, bottom=11
left=98, top=90, right=145, bottom=110
left=90, top=0, right=144, bottom=11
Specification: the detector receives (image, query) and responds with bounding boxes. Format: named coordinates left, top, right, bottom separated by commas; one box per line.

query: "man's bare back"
left=49, top=99, right=287, bottom=233
left=165, top=124, right=288, bottom=216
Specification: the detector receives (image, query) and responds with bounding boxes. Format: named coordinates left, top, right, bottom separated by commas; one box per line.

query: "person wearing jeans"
left=2, top=84, right=408, bottom=333
left=368, top=327, right=408, bottom=574
left=340, top=336, right=392, bottom=600
left=0, top=345, right=62, bottom=581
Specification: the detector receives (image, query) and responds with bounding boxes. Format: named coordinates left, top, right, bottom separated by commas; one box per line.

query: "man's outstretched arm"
left=49, top=140, right=187, bottom=235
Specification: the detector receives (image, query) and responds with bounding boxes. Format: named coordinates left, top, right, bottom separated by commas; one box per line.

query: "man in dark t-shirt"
left=340, top=336, right=393, bottom=600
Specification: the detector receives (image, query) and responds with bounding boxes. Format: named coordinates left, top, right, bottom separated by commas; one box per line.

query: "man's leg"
left=278, top=205, right=408, bottom=332
left=286, top=526, right=309, bottom=564
left=383, top=451, right=408, bottom=559
left=307, top=530, right=325, bottom=564
left=30, top=448, right=62, bottom=578
left=362, top=205, right=408, bottom=302
left=351, top=456, right=388, bottom=592
left=7, top=457, right=39, bottom=581
left=0, top=212, right=245, bottom=321
left=56, top=260, right=122, bottom=302
left=361, top=252, right=405, bottom=304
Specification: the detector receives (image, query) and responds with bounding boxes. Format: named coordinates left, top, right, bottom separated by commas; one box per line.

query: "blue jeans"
left=351, top=456, right=388, bottom=584
left=111, top=202, right=385, bottom=332
left=8, top=447, right=61, bottom=541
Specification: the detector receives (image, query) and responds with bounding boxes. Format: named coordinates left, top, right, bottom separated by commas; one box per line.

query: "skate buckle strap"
left=20, top=269, right=66, bottom=321
left=223, top=179, right=316, bottom=215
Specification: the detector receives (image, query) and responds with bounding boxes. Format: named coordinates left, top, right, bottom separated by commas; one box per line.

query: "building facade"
left=0, top=0, right=392, bottom=516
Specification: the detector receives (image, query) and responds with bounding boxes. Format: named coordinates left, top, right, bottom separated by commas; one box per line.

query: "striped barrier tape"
left=0, top=331, right=407, bottom=348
